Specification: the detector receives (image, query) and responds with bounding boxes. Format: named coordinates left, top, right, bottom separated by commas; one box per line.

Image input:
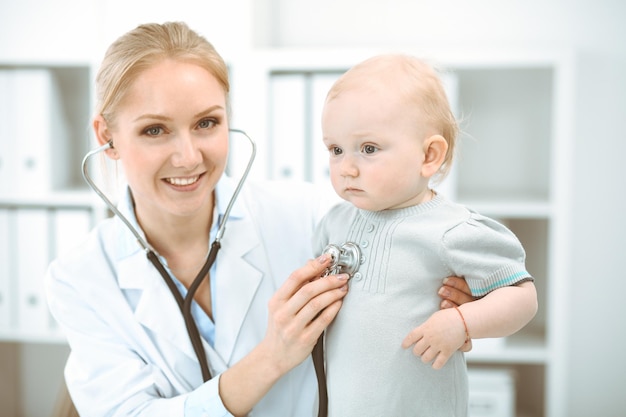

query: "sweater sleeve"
left=440, top=210, right=533, bottom=297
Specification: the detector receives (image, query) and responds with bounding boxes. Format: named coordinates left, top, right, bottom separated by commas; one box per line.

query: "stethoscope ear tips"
left=322, top=242, right=362, bottom=278
left=108, top=140, right=114, bottom=149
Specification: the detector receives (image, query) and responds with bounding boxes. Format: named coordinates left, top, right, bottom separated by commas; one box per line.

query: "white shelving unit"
left=0, top=47, right=573, bottom=417
left=0, top=5, right=249, bottom=416
left=0, top=64, right=99, bottom=343
left=229, top=47, right=574, bottom=417
left=0, top=63, right=99, bottom=416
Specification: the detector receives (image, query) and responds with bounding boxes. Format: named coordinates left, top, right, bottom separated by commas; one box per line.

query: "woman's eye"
left=144, top=126, right=163, bottom=136
left=363, top=144, right=377, bottom=154
left=198, top=118, right=216, bottom=129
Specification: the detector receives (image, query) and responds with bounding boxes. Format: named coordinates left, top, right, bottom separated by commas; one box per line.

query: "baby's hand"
left=401, top=308, right=467, bottom=370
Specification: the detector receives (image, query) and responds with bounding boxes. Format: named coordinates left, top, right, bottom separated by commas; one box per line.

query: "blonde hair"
left=95, top=21, right=229, bottom=126
left=326, top=54, right=458, bottom=181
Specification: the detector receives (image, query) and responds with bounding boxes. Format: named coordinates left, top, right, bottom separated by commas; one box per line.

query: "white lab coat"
left=45, top=176, right=334, bottom=417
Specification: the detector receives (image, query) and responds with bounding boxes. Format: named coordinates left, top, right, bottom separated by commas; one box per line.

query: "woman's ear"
left=421, top=134, right=448, bottom=178
left=93, top=115, right=119, bottom=159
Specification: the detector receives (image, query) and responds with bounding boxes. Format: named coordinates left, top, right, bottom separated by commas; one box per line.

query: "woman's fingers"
left=273, top=255, right=331, bottom=302
left=295, top=273, right=348, bottom=319
left=438, top=276, right=474, bottom=308
left=270, top=255, right=348, bottom=321
left=302, top=279, right=348, bottom=328
left=268, top=257, right=349, bottom=344
left=263, top=259, right=350, bottom=374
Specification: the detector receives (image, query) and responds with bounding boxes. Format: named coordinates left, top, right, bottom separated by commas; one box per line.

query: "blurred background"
left=0, top=0, right=624, bottom=416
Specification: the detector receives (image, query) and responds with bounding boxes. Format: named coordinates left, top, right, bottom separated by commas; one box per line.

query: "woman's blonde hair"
left=95, top=21, right=229, bottom=126
left=326, top=54, right=458, bottom=181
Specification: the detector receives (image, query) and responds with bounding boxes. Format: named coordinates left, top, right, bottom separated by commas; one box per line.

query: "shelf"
left=0, top=46, right=572, bottom=417
left=456, top=198, right=553, bottom=219
left=0, top=190, right=97, bottom=209
left=466, top=332, right=548, bottom=365
left=0, top=330, right=67, bottom=345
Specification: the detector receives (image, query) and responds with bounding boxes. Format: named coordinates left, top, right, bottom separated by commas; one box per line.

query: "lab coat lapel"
left=114, top=180, right=261, bottom=372
left=213, top=213, right=263, bottom=365
left=113, top=191, right=205, bottom=367
left=118, top=251, right=201, bottom=362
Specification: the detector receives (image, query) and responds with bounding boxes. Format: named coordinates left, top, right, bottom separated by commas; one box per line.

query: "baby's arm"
left=402, top=281, right=537, bottom=369
left=456, top=280, right=537, bottom=338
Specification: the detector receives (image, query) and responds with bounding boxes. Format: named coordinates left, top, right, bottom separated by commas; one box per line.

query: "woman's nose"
left=171, top=134, right=202, bottom=168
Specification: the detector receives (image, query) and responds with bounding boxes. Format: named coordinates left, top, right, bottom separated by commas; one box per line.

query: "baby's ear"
left=421, top=134, right=448, bottom=178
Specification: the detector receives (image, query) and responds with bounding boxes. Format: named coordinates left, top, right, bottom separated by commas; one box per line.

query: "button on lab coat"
left=45, top=177, right=331, bottom=417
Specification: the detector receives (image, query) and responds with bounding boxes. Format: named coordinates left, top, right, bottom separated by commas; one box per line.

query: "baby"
left=313, top=54, right=538, bottom=416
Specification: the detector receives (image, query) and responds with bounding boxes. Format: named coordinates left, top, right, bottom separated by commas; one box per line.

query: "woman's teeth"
left=166, top=176, right=199, bottom=186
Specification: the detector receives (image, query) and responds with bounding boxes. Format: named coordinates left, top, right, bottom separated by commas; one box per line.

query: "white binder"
left=15, top=208, right=51, bottom=336
left=14, top=69, right=53, bottom=196
left=12, top=68, right=68, bottom=197
left=0, top=209, right=12, bottom=331
left=0, top=70, right=16, bottom=197
left=269, top=73, right=307, bottom=181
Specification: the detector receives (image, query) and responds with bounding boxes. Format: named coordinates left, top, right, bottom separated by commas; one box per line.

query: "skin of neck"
left=132, top=189, right=215, bottom=259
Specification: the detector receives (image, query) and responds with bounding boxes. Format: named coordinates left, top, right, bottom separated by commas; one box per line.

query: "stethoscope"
left=321, top=242, right=362, bottom=277
left=314, top=242, right=362, bottom=417
left=81, top=128, right=256, bottom=382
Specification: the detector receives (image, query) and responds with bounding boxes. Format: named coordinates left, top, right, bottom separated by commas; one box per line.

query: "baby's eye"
left=362, top=144, right=378, bottom=154
left=198, top=118, right=217, bottom=129
left=330, top=146, right=343, bottom=156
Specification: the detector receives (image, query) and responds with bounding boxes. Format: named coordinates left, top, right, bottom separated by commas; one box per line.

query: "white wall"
left=1, top=0, right=625, bottom=415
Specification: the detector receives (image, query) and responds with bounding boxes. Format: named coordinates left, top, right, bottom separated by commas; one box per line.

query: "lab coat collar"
left=114, top=175, right=246, bottom=265
left=115, top=176, right=263, bottom=369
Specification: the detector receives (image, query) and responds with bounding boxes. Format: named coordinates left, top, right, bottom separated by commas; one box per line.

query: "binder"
left=269, top=73, right=307, bottom=181
left=0, top=209, right=12, bottom=331
left=15, top=208, right=51, bottom=336
left=13, top=68, right=68, bottom=197
left=13, top=69, right=53, bottom=196
left=0, top=69, right=16, bottom=197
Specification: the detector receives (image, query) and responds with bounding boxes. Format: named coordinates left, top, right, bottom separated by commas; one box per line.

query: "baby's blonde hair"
left=326, top=54, right=458, bottom=181
left=95, top=21, right=229, bottom=127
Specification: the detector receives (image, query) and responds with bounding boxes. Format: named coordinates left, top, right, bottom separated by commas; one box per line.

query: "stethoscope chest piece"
left=322, top=242, right=362, bottom=278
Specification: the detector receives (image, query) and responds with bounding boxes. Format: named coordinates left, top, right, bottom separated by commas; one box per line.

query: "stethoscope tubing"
left=81, top=128, right=256, bottom=382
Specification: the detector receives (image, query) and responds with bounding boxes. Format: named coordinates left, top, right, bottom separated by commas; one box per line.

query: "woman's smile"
left=164, top=174, right=201, bottom=187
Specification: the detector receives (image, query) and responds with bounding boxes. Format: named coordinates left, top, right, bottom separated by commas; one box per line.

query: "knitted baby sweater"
left=313, top=194, right=532, bottom=417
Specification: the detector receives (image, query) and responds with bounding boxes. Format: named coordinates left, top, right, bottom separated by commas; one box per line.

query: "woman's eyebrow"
left=133, top=105, right=225, bottom=122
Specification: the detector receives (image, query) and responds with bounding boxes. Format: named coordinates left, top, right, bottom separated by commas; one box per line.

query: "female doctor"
left=44, top=22, right=472, bottom=417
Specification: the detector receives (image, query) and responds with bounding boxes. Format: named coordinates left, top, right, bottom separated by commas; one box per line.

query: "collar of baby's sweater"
left=357, top=193, right=446, bottom=221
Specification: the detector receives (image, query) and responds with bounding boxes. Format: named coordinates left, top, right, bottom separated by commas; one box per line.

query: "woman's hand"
left=438, top=276, right=474, bottom=352
left=219, top=254, right=348, bottom=416
left=438, top=276, right=473, bottom=309
left=264, top=254, right=349, bottom=374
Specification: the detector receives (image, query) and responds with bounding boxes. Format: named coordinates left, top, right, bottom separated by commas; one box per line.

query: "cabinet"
left=0, top=64, right=99, bottom=343
left=0, top=48, right=573, bottom=416
left=0, top=63, right=100, bottom=416
left=229, top=48, right=573, bottom=417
